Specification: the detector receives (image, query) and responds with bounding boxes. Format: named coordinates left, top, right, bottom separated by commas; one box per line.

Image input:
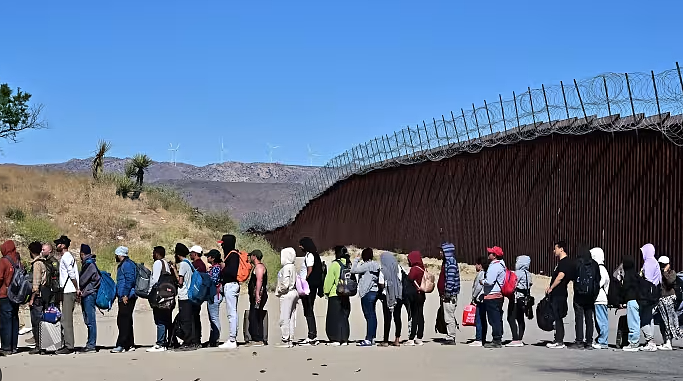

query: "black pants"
left=507, top=298, right=526, bottom=341
left=192, top=303, right=202, bottom=344
left=380, top=295, right=404, bottom=341
left=301, top=289, right=318, bottom=340
left=115, top=297, right=137, bottom=349
left=408, top=293, right=425, bottom=340
left=325, top=296, right=350, bottom=343
left=551, top=295, right=568, bottom=344
left=249, top=297, right=267, bottom=342
left=30, top=297, right=45, bottom=348
left=573, top=301, right=594, bottom=343
left=481, top=297, right=504, bottom=343
left=177, top=300, right=197, bottom=345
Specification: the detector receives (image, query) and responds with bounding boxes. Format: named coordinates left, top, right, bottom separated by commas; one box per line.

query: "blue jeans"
left=481, top=298, right=504, bottom=342
left=0, top=297, right=19, bottom=352
left=153, top=307, right=173, bottom=347
left=474, top=302, right=483, bottom=341
left=594, top=304, right=609, bottom=346
left=360, top=291, right=378, bottom=342
left=223, top=283, right=240, bottom=341
left=207, top=293, right=223, bottom=344
left=81, top=294, right=97, bottom=349
left=626, top=300, right=641, bottom=345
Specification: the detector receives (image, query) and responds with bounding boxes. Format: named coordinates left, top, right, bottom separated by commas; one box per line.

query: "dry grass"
left=0, top=166, right=278, bottom=278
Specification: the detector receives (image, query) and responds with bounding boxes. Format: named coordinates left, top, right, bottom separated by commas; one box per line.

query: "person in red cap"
left=479, top=246, right=506, bottom=348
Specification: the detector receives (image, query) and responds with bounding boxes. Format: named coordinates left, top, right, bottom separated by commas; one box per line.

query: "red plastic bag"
left=462, top=304, right=477, bottom=326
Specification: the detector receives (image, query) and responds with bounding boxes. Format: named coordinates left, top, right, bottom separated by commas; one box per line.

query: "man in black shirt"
left=546, top=240, right=574, bottom=349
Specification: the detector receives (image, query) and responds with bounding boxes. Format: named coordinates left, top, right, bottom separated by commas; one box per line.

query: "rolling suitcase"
left=243, top=309, right=269, bottom=344
left=39, top=320, right=63, bottom=352
left=616, top=315, right=629, bottom=348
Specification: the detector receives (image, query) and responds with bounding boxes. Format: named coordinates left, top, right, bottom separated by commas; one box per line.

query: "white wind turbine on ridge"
left=168, top=143, right=180, bottom=166
left=307, top=144, right=321, bottom=166
left=266, top=143, right=280, bottom=163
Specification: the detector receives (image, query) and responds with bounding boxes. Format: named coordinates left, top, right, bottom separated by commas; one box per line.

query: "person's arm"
left=121, top=261, right=136, bottom=302
left=663, top=268, right=676, bottom=287
left=255, top=264, right=265, bottom=304
left=546, top=272, right=565, bottom=294
left=150, top=261, right=162, bottom=291
left=66, top=255, right=79, bottom=291
left=226, top=253, right=239, bottom=280
left=483, top=264, right=499, bottom=286
left=306, top=255, right=314, bottom=278
left=30, top=261, right=42, bottom=306
left=351, top=258, right=374, bottom=274
left=323, top=262, right=340, bottom=296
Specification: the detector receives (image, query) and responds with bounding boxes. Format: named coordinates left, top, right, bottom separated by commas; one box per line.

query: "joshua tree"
left=131, top=153, right=152, bottom=187
left=92, top=140, right=111, bottom=180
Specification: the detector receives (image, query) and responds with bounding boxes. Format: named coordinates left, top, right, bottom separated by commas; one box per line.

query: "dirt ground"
left=2, top=277, right=683, bottom=381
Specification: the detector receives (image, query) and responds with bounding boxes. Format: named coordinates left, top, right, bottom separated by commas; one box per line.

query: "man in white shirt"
left=147, top=246, right=172, bottom=353
left=174, top=243, right=197, bottom=351
left=54, top=236, right=79, bottom=355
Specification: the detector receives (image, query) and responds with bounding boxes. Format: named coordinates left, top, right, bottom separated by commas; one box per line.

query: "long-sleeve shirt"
left=31, top=257, right=47, bottom=295
left=472, top=270, right=485, bottom=303
left=149, top=259, right=170, bottom=290
left=324, top=258, right=349, bottom=298
left=116, top=258, right=137, bottom=300
left=350, top=258, right=380, bottom=298
left=79, top=259, right=101, bottom=298
left=220, top=251, right=240, bottom=284
left=483, top=260, right=506, bottom=298
left=59, top=251, right=79, bottom=294
left=661, top=269, right=677, bottom=298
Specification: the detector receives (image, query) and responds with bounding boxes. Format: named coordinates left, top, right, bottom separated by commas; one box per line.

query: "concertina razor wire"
left=241, top=64, right=683, bottom=233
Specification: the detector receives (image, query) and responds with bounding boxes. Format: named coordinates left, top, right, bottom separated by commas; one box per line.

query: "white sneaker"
left=623, top=343, right=640, bottom=352
left=277, top=341, right=293, bottom=348
left=299, top=338, right=319, bottom=346
left=546, top=342, right=566, bottom=349
left=326, top=342, right=341, bottom=347
left=640, top=342, right=657, bottom=352
left=658, top=341, right=673, bottom=351
left=19, top=327, right=32, bottom=335
left=340, top=342, right=349, bottom=346
left=415, top=339, right=424, bottom=346
left=146, top=345, right=166, bottom=353
left=592, top=343, right=608, bottom=350
left=218, top=340, right=238, bottom=349
left=505, top=340, right=524, bottom=347
left=468, top=341, right=483, bottom=347
left=405, top=340, right=416, bottom=346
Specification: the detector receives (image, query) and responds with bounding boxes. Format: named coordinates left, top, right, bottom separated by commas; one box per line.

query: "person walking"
left=655, top=256, right=682, bottom=351
left=55, top=235, right=79, bottom=355
left=571, top=245, right=600, bottom=349
left=480, top=246, right=506, bottom=348
left=218, top=234, right=240, bottom=349
left=111, top=246, right=137, bottom=353
left=79, top=244, right=100, bottom=353
left=437, top=243, right=461, bottom=346
left=590, top=247, right=610, bottom=350
left=0, top=240, right=21, bottom=356
left=298, top=237, right=324, bottom=346
left=406, top=251, right=427, bottom=346
left=324, top=246, right=352, bottom=346
left=506, top=255, right=532, bottom=347
left=206, top=249, right=223, bottom=347
left=351, top=248, right=381, bottom=347
left=378, top=252, right=404, bottom=347
left=247, top=250, right=268, bottom=346
left=147, top=246, right=174, bottom=352
left=276, top=247, right=299, bottom=348
left=469, top=256, right=487, bottom=347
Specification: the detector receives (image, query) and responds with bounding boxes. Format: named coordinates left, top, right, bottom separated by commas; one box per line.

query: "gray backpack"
left=4, top=256, right=32, bottom=304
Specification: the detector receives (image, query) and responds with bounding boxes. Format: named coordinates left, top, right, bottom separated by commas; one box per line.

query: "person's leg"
left=279, top=295, right=291, bottom=342
left=302, top=293, right=318, bottom=340
left=153, top=308, right=165, bottom=347
left=491, top=298, right=504, bottom=343
left=178, top=300, right=195, bottom=346
left=552, top=297, right=566, bottom=344
left=62, top=293, right=76, bottom=349
left=480, top=300, right=489, bottom=343
left=443, top=296, right=458, bottom=342
left=325, top=296, right=339, bottom=343
left=30, top=297, right=43, bottom=349
left=626, top=300, right=640, bottom=345
left=368, top=291, right=378, bottom=342
left=393, top=299, right=403, bottom=340
left=409, top=296, right=419, bottom=340
left=248, top=301, right=259, bottom=342
left=115, top=301, right=126, bottom=348
left=207, top=296, right=221, bottom=345
left=381, top=296, right=391, bottom=342
left=82, top=294, right=97, bottom=349
left=360, top=293, right=372, bottom=341
left=224, top=282, right=240, bottom=343
left=10, top=302, right=19, bottom=351
left=127, top=298, right=136, bottom=349
left=594, top=304, right=609, bottom=346
left=507, top=298, right=519, bottom=341
left=0, top=298, right=11, bottom=351
left=573, top=300, right=584, bottom=344
left=640, top=304, right=655, bottom=343
left=341, top=296, right=351, bottom=343
left=516, top=299, right=526, bottom=341
left=416, top=294, right=425, bottom=340
left=289, top=294, right=299, bottom=341
left=474, top=302, right=483, bottom=342
left=585, top=305, right=594, bottom=344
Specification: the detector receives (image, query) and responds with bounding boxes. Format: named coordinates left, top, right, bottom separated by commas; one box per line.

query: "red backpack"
left=501, top=268, right=518, bottom=298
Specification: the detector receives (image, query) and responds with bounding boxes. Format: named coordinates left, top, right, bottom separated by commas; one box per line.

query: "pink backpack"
left=296, top=275, right=310, bottom=296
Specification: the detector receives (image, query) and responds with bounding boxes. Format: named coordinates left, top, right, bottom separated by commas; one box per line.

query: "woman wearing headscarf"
left=298, top=237, right=324, bottom=345
left=638, top=243, right=661, bottom=352
left=323, top=246, right=352, bottom=346
left=655, top=255, right=682, bottom=350
left=351, top=248, right=381, bottom=347
left=276, top=247, right=299, bottom=348
left=406, top=251, right=426, bottom=346
left=378, top=252, right=404, bottom=347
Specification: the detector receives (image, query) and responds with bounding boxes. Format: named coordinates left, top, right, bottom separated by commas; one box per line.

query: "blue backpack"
left=96, top=271, right=117, bottom=310
left=184, top=259, right=215, bottom=305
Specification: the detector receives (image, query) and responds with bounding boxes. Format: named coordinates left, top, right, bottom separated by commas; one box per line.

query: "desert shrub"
left=94, top=244, right=152, bottom=274
left=143, top=186, right=193, bottom=214
left=16, top=217, right=60, bottom=244
left=195, top=211, right=238, bottom=233
left=5, top=207, right=26, bottom=222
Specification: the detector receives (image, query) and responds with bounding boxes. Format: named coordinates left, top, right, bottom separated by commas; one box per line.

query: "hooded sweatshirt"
left=514, top=255, right=533, bottom=299
left=472, top=270, right=485, bottom=303
left=79, top=253, right=101, bottom=298
left=641, top=243, right=661, bottom=286
left=351, top=257, right=380, bottom=299
left=484, top=259, right=506, bottom=298
left=116, top=257, right=137, bottom=301
left=407, top=251, right=425, bottom=291
left=621, top=256, right=640, bottom=302
left=437, top=243, right=461, bottom=298
left=276, top=248, right=297, bottom=297
left=0, top=240, right=20, bottom=299
left=590, top=247, right=610, bottom=305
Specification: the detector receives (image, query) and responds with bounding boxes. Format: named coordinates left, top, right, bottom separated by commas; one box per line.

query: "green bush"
left=16, top=217, right=60, bottom=244
left=195, top=211, right=238, bottom=233
left=5, top=207, right=26, bottom=222
left=143, top=186, right=193, bottom=214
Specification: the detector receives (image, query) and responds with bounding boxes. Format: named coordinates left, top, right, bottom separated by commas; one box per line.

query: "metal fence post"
left=407, top=126, right=416, bottom=158
left=441, top=115, right=450, bottom=144
left=574, top=79, right=588, bottom=122
left=461, top=108, right=471, bottom=141
left=513, top=91, right=521, bottom=128
left=560, top=81, right=570, bottom=119
left=625, top=73, right=637, bottom=121
left=677, top=62, right=683, bottom=94
left=472, top=104, right=482, bottom=139
left=603, top=76, right=611, bottom=117
left=652, top=70, right=663, bottom=127
left=528, top=87, right=537, bottom=128
left=499, top=94, right=507, bottom=132
left=451, top=111, right=461, bottom=144
left=541, top=84, right=551, bottom=124
left=484, top=99, right=493, bottom=134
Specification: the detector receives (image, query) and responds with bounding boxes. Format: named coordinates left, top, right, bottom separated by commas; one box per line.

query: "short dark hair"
left=208, top=249, right=222, bottom=263
left=554, top=240, right=567, bottom=252
left=28, top=241, right=42, bottom=255
left=361, top=248, right=374, bottom=262
left=250, top=250, right=263, bottom=261
left=153, top=246, right=166, bottom=257
left=475, top=256, right=487, bottom=266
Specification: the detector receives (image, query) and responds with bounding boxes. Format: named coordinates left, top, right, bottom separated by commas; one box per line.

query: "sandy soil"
left=3, top=278, right=682, bottom=381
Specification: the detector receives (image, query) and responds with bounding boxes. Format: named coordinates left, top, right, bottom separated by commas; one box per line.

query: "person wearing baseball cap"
left=480, top=246, right=506, bottom=348
left=657, top=255, right=681, bottom=350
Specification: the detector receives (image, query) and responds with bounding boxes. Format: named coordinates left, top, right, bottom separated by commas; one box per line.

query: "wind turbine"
left=266, top=143, right=280, bottom=163
left=307, top=144, right=321, bottom=166
left=220, top=138, right=226, bottom=163
left=168, top=143, right=180, bottom=166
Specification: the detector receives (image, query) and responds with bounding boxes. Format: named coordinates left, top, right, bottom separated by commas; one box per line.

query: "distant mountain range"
left=24, top=157, right=319, bottom=220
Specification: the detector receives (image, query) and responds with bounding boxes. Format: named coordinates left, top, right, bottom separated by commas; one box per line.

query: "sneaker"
left=25, top=337, right=36, bottom=346
left=546, top=342, right=566, bottom=349
left=326, top=342, right=341, bottom=347
left=568, top=341, right=585, bottom=349
left=28, top=348, right=42, bottom=355
left=484, top=341, right=502, bottom=348
left=658, top=342, right=673, bottom=351
left=56, top=347, right=74, bottom=355
left=592, top=343, right=608, bottom=350
left=357, top=340, right=374, bottom=347
left=505, top=340, right=524, bottom=347
left=218, top=340, right=238, bottom=349
left=623, top=343, right=640, bottom=352
left=299, top=338, right=319, bottom=346
left=469, top=341, right=483, bottom=347
left=277, top=341, right=293, bottom=348
left=441, top=340, right=457, bottom=346
left=110, top=346, right=126, bottom=354
left=340, top=342, right=349, bottom=346
left=640, top=342, right=657, bottom=352
left=146, top=345, right=167, bottom=353
left=0, top=350, right=11, bottom=356
left=415, top=339, right=424, bottom=346
left=250, top=341, right=265, bottom=347
left=405, top=340, right=416, bottom=346
left=82, top=347, right=97, bottom=353
left=174, top=345, right=196, bottom=352
left=19, top=327, right=32, bottom=335
left=378, top=342, right=390, bottom=347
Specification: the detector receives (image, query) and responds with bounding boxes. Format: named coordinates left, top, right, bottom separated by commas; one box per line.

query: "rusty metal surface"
left=265, top=129, right=683, bottom=274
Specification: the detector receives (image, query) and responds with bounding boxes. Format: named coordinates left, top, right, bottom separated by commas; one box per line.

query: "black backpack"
left=674, top=272, right=683, bottom=309
left=574, top=258, right=600, bottom=302
left=40, top=257, right=62, bottom=304
left=335, top=259, right=357, bottom=297
left=639, top=276, right=661, bottom=306
left=536, top=296, right=554, bottom=332
left=607, top=274, right=624, bottom=308
left=149, top=261, right=177, bottom=310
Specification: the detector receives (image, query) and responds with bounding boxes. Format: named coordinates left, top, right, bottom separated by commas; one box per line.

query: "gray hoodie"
left=514, top=255, right=532, bottom=299
left=351, top=258, right=380, bottom=298
left=79, top=255, right=101, bottom=298
left=472, top=270, right=485, bottom=303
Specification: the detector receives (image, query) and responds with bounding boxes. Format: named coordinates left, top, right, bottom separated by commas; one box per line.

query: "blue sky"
left=2, top=0, right=681, bottom=166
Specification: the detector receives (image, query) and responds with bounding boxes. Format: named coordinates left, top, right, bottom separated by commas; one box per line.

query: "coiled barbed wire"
left=241, top=65, right=683, bottom=233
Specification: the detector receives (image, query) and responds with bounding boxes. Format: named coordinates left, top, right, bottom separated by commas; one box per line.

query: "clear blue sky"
left=2, top=0, right=681, bottom=166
